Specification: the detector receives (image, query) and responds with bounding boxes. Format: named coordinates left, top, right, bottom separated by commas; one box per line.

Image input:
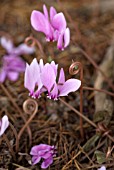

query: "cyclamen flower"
left=98, top=166, right=106, bottom=170
left=24, top=58, right=81, bottom=100
left=0, top=115, right=9, bottom=136
left=30, top=144, right=57, bottom=169
left=31, top=4, right=70, bottom=50
left=0, top=37, right=35, bottom=83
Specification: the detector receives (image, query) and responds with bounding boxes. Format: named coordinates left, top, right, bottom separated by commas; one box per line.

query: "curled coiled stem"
left=18, top=99, right=38, bottom=145
left=69, top=61, right=84, bottom=138
left=25, top=36, right=44, bottom=58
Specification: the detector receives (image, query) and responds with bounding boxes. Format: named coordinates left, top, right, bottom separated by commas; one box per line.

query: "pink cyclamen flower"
left=24, top=58, right=81, bottom=100
left=98, top=166, right=106, bottom=170
left=0, top=37, right=35, bottom=83
left=31, top=4, right=70, bottom=50
left=0, top=115, right=9, bottom=136
left=30, top=144, right=57, bottom=169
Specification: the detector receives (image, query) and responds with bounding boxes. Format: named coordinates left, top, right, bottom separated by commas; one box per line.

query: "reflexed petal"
left=64, top=28, right=70, bottom=48
left=52, top=12, right=66, bottom=32
left=31, top=10, right=53, bottom=40
left=39, top=59, right=44, bottom=71
left=58, top=68, right=65, bottom=84
left=59, top=79, right=81, bottom=96
left=1, top=37, right=13, bottom=53
left=0, top=68, right=7, bottom=83
left=50, top=61, right=58, bottom=76
left=43, top=4, right=49, bottom=19
left=7, top=71, right=19, bottom=81
left=14, top=43, right=35, bottom=55
left=41, top=64, right=56, bottom=92
left=30, top=144, right=51, bottom=155
left=32, top=155, right=41, bottom=165
left=24, top=59, right=41, bottom=94
left=57, top=33, right=64, bottom=50
left=0, top=115, right=9, bottom=136
left=41, top=157, right=53, bottom=169
left=50, top=6, right=57, bottom=23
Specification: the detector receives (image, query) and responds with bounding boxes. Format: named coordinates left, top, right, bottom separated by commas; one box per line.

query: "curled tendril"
left=25, top=36, right=44, bottom=56
left=69, top=61, right=82, bottom=76
left=18, top=99, right=38, bottom=143
left=23, top=98, right=38, bottom=115
left=25, top=36, right=36, bottom=47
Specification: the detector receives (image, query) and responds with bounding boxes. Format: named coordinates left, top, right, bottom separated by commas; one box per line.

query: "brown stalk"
left=69, top=61, right=84, bottom=138
left=18, top=99, right=38, bottom=146
left=9, top=122, right=19, bottom=153
left=83, top=86, right=114, bottom=97
left=59, top=98, right=114, bottom=143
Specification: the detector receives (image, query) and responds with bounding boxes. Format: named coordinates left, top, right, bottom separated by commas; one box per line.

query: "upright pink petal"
left=58, top=68, right=65, bottom=85
left=24, top=59, right=42, bottom=95
left=43, top=4, right=49, bottom=19
left=57, top=33, right=64, bottom=50
left=50, top=61, right=58, bottom=76
left=31, top=10, right=53, bottom=40
left=1, top=37, right=14, bottom=53
left=41, top=157, right=53, bottom=169
left=59, top=79, right=81, bottom=96
left=39, top=59, right=44, bottom=72
left=64, top=28, right=70, bottom=48
left=50, top=6, right=57, bottom=23
left=52, top=13, right=66, bottom=32
left=41, top=64, right=56, bottom=92
left=0, top=68, right=7, bottom=83
left=0, top=115, right=9, bottom=136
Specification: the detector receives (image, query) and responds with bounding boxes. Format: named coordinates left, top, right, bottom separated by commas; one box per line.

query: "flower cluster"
left=0, top=37, right=35, bottom=82
left=0, top=115, right=9, bottom=137
left=24, top=58, right=81, bottom=100
left=31, top=4, right=70, bottom=50
left=30, top=144, right=57, bottom=169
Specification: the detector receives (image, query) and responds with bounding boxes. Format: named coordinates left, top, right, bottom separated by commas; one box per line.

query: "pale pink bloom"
left=31, top=4, right=70, bottom=50
left=30, top=144, right=57, bottom=169
left=0, top=37, right=35, bottom=83
left=98, top=166, right=106, bottom=170
left=0, top=115, right=9, bottom=136
left=24, top=58, right=81, bottom=100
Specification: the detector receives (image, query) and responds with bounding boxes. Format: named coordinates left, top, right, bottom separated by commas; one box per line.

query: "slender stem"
left=60, top=98, right=96, bottom=128
left=9, top=122, right=19, bottom=153
left=83, top=86, right=114, bottom=97
left=3, top=134, right=15, bottom=159
left=59, top=98, right=114, bottom=142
